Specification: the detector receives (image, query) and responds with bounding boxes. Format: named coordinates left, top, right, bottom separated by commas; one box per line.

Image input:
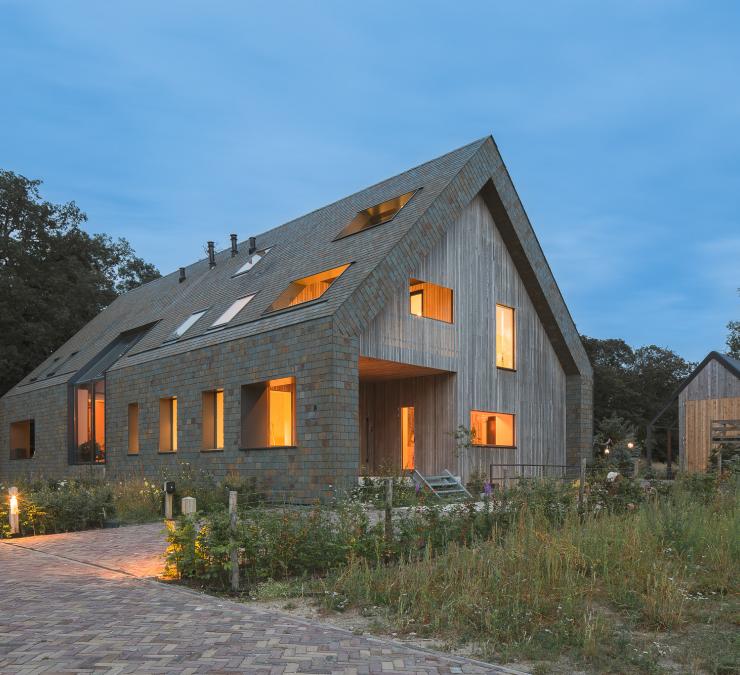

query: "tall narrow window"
left=127, top=403, right=139, bottom=455
left=409, top=279, right=453, bottom=323
left=211, top=295, right=255, bottom=328
left=335, top=190, right=418, bottom=239
left=9, top=420, right=34, bottom=460
left=72, top=381, right=105, bottom=464
left=241, top=377, right=296, bottom=448
left=159, top=397, right=178, bottom=452
left=202, top=390, right=225, bottom=449
left=268, top=264, right=350, bottom=312
left=171, top=310, right=207, bottom=340
left=401, top=406, right=415, bottom=470
left=496, top=304, right=516, bottom=369
left=470, top=410, right=515, bottom=447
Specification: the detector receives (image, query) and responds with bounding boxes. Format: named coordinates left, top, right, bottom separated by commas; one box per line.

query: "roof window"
left=234, top=248, right=271, bottom=276
left=335, top=190, right=417, bottom=239
left=268, top=264, right=350, bottom=312
left=211, top=295, right=255, bottom=328
left=171, top=310, right=207, bottom=340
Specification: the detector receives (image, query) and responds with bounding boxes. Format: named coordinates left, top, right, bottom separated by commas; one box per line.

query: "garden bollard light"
left=8, top=486, right=19, bottom=535
left=164, top=481, right=175, bottom=519
left=181, top=496, right=196, bottom=515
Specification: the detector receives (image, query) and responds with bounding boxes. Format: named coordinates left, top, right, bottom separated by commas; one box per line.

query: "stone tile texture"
left=0, top=524, right=517, bottom=674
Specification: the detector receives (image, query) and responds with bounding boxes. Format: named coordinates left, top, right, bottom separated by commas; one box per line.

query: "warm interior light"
left=9, top=495, right=18, bottom=514
left=627, top=442, right=635, bottom=449
left=470, top=410, right=515, bottom=447
left=496, top=304, right=516, bottom=369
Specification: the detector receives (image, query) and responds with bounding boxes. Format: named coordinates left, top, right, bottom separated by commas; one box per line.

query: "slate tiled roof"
left=8, top=138, right=488, bottom=395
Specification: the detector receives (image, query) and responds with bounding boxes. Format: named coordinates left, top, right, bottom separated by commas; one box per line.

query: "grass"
left=315, top=484, right=739, bottom=673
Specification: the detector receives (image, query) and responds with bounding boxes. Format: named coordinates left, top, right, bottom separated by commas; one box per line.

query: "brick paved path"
left=0, top=524, right=516, bottom=674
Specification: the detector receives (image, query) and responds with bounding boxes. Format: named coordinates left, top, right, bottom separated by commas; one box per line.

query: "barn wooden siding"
left=679, top=358, right=740, bottom=471
left=359, top=195, right=567, bottom=480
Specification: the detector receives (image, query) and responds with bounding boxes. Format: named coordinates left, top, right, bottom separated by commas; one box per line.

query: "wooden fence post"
left=384, top=478, right=393, bottom=543
left=578, top=458, right=587, bottom=515
left=717, top=451, right=723, bottom=477
left=229, top=490, right=239, bottom=593
left=8, top=486, right=19, bottom=535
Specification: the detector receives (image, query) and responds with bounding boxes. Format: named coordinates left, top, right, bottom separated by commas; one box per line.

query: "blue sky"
left=1, top=1, right=738, bottom=362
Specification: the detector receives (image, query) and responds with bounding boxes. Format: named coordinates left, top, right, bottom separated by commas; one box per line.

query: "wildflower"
left=483, top=482, right=493, bottom=496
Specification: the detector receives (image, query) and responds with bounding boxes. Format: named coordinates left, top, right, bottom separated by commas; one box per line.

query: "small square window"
left=335, top=190, right=418, bottom=239
left=241, top=377, right=296, bottom=448
left=267, top=264, right=350, bottom=313
left=9, top=420, right=35, bottom=460
left=409, top=279, right=453, bottom=323
left=470, top=411, right=515, bottom=447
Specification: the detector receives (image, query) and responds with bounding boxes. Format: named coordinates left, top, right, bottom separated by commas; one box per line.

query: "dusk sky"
left=1, top=1, right=738, bottom=362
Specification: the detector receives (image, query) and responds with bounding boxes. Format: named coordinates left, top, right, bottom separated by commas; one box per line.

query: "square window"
left=241, top=377, right=296, bottom=448
left=409, top=279, right=453, bottom=323
left=470, top=410, right=515, bottom=447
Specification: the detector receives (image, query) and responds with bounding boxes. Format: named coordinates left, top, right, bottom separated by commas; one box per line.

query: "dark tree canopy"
left=0, top=170, right=160, bottom=396
left=581, top=335, right=695, bottom=459
left=727, top=290, right=740, bottom=359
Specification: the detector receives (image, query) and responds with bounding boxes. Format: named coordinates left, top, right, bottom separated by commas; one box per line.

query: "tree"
left=727, top=289, right=740, bottom=359
left=581, top=335, right=694, bottom=460
left=0, top=170, right=160, bottom=396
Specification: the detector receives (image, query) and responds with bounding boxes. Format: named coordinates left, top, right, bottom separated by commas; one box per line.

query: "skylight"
left=267, top=264, right=350, bottom=312
left=171, top=310, right=207, bottom=339
left=335, top=190, right=417, bottom=239
left=211, top=294, right=255, bottom=328
left=234, top=248, right=271, bottom=276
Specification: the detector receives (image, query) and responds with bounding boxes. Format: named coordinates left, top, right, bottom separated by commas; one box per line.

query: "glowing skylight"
left=211, top=294, right=255, bottom=328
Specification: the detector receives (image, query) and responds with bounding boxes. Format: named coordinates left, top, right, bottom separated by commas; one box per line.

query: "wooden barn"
left=652, top=351, right=740, bottom=472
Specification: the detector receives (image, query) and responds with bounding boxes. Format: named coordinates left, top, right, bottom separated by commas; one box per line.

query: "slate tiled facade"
left=0, top=137, right=593, bottom=498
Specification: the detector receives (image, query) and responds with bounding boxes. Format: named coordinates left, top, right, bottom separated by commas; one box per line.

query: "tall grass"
left=324, top=483, right=738, bottom=662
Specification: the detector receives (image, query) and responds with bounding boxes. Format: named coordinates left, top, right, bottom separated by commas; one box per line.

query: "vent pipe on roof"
left=248, top=236, right=257, bottom=254
left=230, top=234, right=238, bottom=257
left=178, top=267, right=186, bottom=283
left=207, top=241, right=216, bottom=268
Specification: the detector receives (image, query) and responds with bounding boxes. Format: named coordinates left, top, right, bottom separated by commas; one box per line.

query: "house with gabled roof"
left=0, top=137, right=593, bottom=500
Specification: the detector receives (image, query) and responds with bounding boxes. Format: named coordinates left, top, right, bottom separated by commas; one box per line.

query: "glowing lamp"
left=627, top=442, right=635, bottom=450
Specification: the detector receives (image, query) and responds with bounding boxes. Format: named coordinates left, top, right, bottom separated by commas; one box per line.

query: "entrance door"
left=401, top=406, right=415, bottom=470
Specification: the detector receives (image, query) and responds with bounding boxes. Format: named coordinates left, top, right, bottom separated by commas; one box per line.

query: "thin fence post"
left=633, top=457, right=640, bottom=479
left=8, top=487, right=19, bottom=535
left=717, top=451, right=723, bottom=477
left=384, top=478, right=393, bottom=543
left=229, top=490, right=239, bottom=593
left=578, top=458, right=587, bottom=516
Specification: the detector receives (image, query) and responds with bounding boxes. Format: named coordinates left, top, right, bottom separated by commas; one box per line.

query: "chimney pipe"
left=248, top=236, right=257, bottom=254
left=230, top=234, right=238, bottom=257
left=178, top=267, right=186, bottom=283
left=207, top=241, right=216, bottom=268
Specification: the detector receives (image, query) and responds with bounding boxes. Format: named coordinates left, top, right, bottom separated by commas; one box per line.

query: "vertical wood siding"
left=679, top=359, right=740, bottom=471
left=359, top=196, right=567, bottom=480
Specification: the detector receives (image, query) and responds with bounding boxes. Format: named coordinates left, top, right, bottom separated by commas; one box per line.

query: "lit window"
left=336, top=190, right=417, bottom=239
left=127, top=403, right=139, bottom=455
left=72, top=380, right=106, bottom=464
left=409, top=279, right=453, bottom=323
left=496, top=304, right=516, bottom=369
left=202, top=389, right=225, bottom=450
left=268, top=264, right=350, bottom=312
left=159, top=397, right=178, bottom=452
left=9, top=420, right=35, bottom=460
left=234, top=248, right=271, bottom=276
left=401, top=406, right=415, bottom=470
left=211, top=295, right=255, bottom=328
left=241, top=377, right=296, bottom=448
left=470, top=411, right=515, bottom=447
left=171, top=310, right=207, bottom=339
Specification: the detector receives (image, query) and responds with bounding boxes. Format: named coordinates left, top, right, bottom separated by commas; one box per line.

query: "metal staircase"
left=412, top=469, right=472, bottom=500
